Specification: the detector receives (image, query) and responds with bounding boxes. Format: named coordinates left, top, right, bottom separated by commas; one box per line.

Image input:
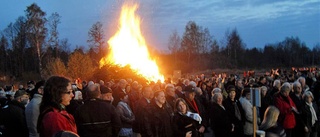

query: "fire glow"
left=100, top=3, right=164, bottom=82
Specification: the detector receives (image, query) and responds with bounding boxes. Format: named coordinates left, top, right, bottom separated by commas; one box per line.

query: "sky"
left=0, top=0, right=319, bottom=52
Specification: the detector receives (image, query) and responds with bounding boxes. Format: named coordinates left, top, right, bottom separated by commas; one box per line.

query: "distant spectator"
left=25, top=80, right=45, bottom=137
left=0, top=89, right=29, bottom=137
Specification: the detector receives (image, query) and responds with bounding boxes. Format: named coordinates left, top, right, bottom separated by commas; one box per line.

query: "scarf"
left=306, top=102, right=318, bottom=126
left=118, top=101, right=133, bottom=117
left=180, top=111, right=202, bottom=124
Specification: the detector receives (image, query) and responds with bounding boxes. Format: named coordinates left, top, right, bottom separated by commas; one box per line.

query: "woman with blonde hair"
left=260, top=106, right=286, bottom=137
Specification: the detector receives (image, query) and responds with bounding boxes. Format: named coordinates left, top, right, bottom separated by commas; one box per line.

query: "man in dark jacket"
left=74, top=84, right=121, bottom=137
left=0, top=90, right=29, bottom=137
left=132, top=86, right=153, bottom=137
left=142, top=90, right=174, bottom=137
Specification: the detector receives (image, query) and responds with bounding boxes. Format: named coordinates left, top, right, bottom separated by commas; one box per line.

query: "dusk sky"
left=0, top=0, right=319, bottom=52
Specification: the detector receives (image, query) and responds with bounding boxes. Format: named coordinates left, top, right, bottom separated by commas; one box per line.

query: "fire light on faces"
left=100, top=3, right=164, bottom=82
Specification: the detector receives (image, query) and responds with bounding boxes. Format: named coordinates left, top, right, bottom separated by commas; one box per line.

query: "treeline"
left=0, top=3, right=319, bottom=83
left=161, top=21, right=320, bottom=73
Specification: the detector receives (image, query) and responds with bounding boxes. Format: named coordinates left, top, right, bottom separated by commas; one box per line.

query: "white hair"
left=74, top=91, right=82, bottom=100
left=273, top=80, right=281, bottom=87
left=189, top=81, right=197, bottom=87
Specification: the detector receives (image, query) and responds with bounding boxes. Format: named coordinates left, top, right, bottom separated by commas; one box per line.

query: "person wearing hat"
left=183, top=85, right=208, bottom=136
left=223, top=85, right=245, bottom=137
left=0, top=89, right=29, bottom=137
left=74, top=83, right=121, bottom=137
left=25, top=80, right=45, bottom=137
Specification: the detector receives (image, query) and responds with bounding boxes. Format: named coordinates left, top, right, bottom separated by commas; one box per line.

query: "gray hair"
left=212, top=93, right=223, bottom=103
left=273, top=80, right=281, bottom=88
left=280, top=82, right=291, bottom=93
left=303, top=91, right=314, bottom=101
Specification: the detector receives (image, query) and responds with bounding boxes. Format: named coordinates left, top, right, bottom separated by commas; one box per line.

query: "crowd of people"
left=0, top=68, right=320, bottom=137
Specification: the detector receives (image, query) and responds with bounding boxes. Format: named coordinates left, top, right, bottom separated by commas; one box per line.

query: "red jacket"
left=40, top=108, right=77, bottom=137
left=274, top=94, right=296, bottom=129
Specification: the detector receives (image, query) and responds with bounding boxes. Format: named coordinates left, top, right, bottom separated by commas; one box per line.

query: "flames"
left=100, top=3, right=164, bottom=82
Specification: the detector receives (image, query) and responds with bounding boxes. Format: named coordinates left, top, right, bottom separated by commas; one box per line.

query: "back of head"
left=260, top=106, right=280, bottom=130
left=86, top=84, right=101, bottom=99
left=54, top=130, right=79, bottom=137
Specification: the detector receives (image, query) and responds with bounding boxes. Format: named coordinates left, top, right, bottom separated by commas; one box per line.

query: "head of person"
left=142, top=86, right=153, bottom=100
left=292, top=81, right=302, bottom=94
left=227, top=85, right=236, bottom=100
left=27, top=80, right=35, bottom=90
left=175, top=98, right=189, bottom=114
left=280, top=82, right=291, bottom=97
left=118, top=79, right=127, bottom=90
left=165, top=84, right=175, bottom=97
left=41, top=76, right=73, bottom=111
left=184, top=85, right=196, bottom=101
left=100, top=85, right=113, bottom=102
left=119, top=92, right=129, bottom=103
left=154, top=90, right=166, bottom=106
left=14, top=90, right=30, bottom=106
left=74, top=91, right=83, bottom=100
left=34, top=80, right=46, bottom=95
left=211, top=88, right=222, bottom=99
left=261, top=86, right=268, bottom=97
left=242, top=88, right=251, bottom=100
left=303, top=91, right=314, bottom=104
left=212, top=93, right=223, bottom=105
left=259, top=76, right=267, bottom=84
left=260, top=106, right=280, bottom=130
left=125, top=84, right=131, bottom=93
left=273, top=79, right=281, bottom=89
left=195, top=87, right=202, bottom=96
left=298, top=77, right=306, bottom=88
left=236, top=79, right=243, bottom=88
left=131, top=81, right=139, bottom=91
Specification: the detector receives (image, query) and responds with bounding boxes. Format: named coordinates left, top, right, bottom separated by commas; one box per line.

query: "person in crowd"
left=290, top=81, right=305, bottom=137
left=26, top=80, right=35, bottom=96
left=260, top=86, right=273, bottom=121
left=113, top=79, right=128, bottom=107
left=74, top=83, right=121, bottom=137
left=173, top=98, right=202, bottom=137
left=260, top=106, right=286, bottom=137
left=298, top=77, right=309, bottom=92
left=116, top=92, right=135, bottom=137
left=257, top=76, right=267, bottom=87
left=274, top=82, right=297, bottom=137
left=66, top=86, right=84, bottom=116
left=211, top=88, right=222, bottom=102
left=240, top=88, right=255, bottom=137
left=143, top=90, right=174, bottom=137
left=223, top=85, right=245, bottom=137
left=0, top=89, right=29, bottom=137
left=128, top=81, right=140, bottom=111
left=301, top=91, right=319, bottom=137
left=183, top=85, right=207, bottom=136
left=25, top=80, right=45, bottom=137
left=100, top=85, right=114, bottom=104
left=165, top=83, right=177, bottom=109
left=235, top=79, right=244, bottom=100
left=175, top=86, right=184, bottom=98
left=195, top=87, right=209, bottom=110
left=37, top=76, right=78, bottom=137
left=132, top=86, right=153, bottom=137
left=209, top=93, right=233, bottom=137
left=270, top=79, right=281, bottom=97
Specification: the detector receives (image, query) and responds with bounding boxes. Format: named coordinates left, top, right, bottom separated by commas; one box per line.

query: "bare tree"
left=87, top=21, right=105, bottom=57
left=48, top=12, right=61, bottom=57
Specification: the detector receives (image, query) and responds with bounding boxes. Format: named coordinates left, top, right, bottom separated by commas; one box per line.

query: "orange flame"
left=100, top=3, right=164, bottom=82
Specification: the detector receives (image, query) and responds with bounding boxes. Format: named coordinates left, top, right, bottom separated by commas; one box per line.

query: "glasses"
left=63, top=91, right=73, bottom=94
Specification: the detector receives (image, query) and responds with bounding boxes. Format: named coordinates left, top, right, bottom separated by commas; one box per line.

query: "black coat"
left=301, top=102, right=320, bottom=132
left=132, top=98, right=150, bottom=133
left=183, top=97, right=208, bottom=128
left=0, top=100, right=28, bottom=137
left=74, top=98, right=122, bottom=137
left=223, top=97, right=245, bottom=137
left=173, top=112, right=200, bottom=137
left=209, top=102, right=232, bottom=137
left=142, top=100, right=174, bottom=137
